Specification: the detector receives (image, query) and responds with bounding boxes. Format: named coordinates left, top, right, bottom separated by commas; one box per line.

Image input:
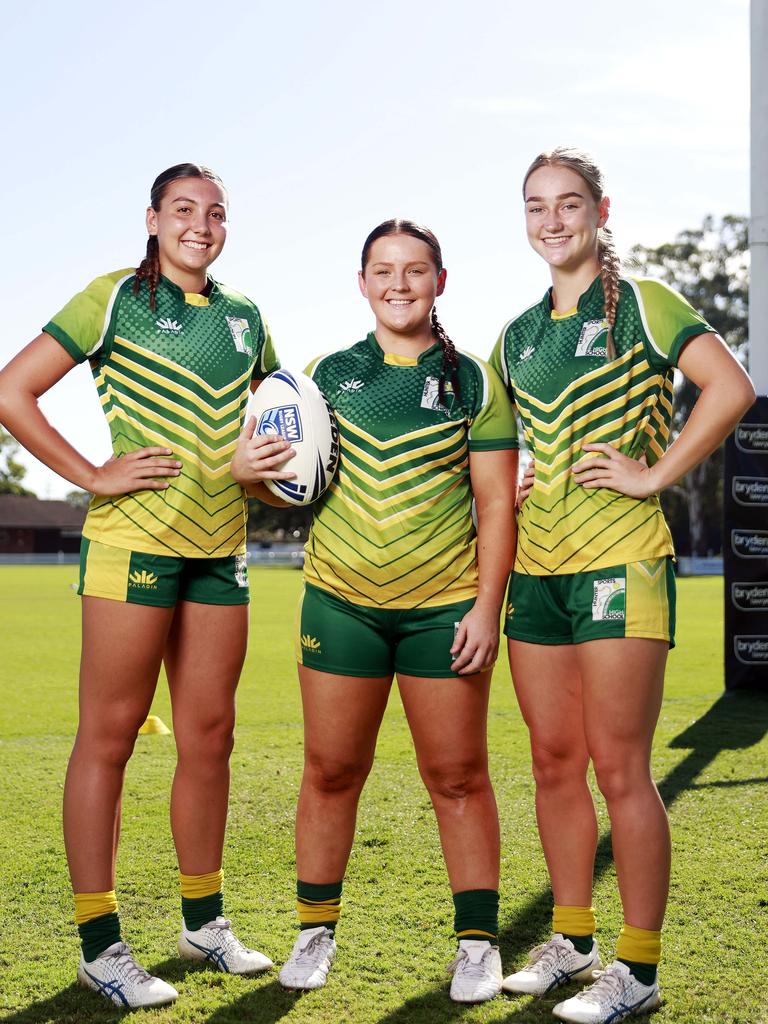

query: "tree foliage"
left=627, top=215, right=748, bottom=556
left=0, top=428, right=34, bottom=496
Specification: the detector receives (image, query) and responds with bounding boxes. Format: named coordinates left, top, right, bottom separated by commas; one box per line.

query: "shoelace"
left=295, top=931, right=331, bottom=964
left=527, top=936, right=572, bottom=968
left=106, top=944, right=153, bottom=986
left=578, top=967, right=625, bottom=1004
left=447, top=948, right=492, bottom=980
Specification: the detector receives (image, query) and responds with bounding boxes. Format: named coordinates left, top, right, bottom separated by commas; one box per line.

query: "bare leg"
left=578, top=638, right=670, bottom=930
left=164, top=601, right=249, bottom=874
left=508, top=640, right=596, bottom=907
left=63, top=597, right=173, bottom=892
left=398, top=671, right=499, bottom=892
left=295, top=667, right=391, bottom=883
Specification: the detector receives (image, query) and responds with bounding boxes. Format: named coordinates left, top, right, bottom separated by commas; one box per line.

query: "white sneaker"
left=448, top=940, right=502, bottom=1003
left=179, top=916, right=273, bottom=975
left=77, top=941, right=178, bottom=1009
left=502, top=934, right=601, bottom=995
left=278, top=926, right=336, bottom=990
left=553, top=961, right=661, bottom=1023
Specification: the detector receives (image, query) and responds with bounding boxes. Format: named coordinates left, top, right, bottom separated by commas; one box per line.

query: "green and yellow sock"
left=180, top=869, right=224, bottom=932
left=616, top=923, right=661, bottom=986
left=453, top=889, right=499, bottom=943
left=297, top=879, right=343, bottom=932
left=553, top=904, right=596, bottom=956
left=75, top=891, right=121, bottom=963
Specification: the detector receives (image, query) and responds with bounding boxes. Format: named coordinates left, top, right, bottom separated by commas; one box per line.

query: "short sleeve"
left=43, top=270, right=133, bottom=363
left=252, top=319, right=280, bottom=380
left=488, top=324, right=511, bottom=387
left=466, top=357, right=518, bottom=451
left=631, top=278, right=717, bottom=368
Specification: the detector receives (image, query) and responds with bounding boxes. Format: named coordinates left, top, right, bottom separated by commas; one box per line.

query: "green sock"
left=563, top=932, right=594, bottom=955
left=182, top=891, right=223, bottom=931
left=619, top=959, right=657, bottom=986
left=453, top=889, right=499, bottom=942
left=79, top=912, right=121, bottom=963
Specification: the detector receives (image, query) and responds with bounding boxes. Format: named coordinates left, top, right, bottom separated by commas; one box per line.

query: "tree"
left=627, top=215, right=748, bottom=556
left=0, top=428, right=34, bottom=496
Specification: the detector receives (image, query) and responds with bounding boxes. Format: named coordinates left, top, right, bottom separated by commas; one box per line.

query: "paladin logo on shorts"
left=734, top=635, right=768, bottom=665
left=735, top=423, right=768, bottom=453
left=732, top=477, right=768, bottom=506
left=225, top=316, right=252, bottom=356
left=257, top=405, right=303, bottom=443
left=731, top=583, right=768, bottom=612
left=301, top=634, right=321, bottom=652
left=731, top=530, right=768, bottom=559
left=592, top=577, right=626, bottom=621
left=129, top=570, right=158, bottom=590
left=575, top=319, right=609, bottom=358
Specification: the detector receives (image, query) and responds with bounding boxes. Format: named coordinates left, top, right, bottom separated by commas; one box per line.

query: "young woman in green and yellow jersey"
left=0, top=163, right=289, bottom=1008
left=490, top=148, right=755, bottom=1024
left=233, top=219, right=518, bottom=1003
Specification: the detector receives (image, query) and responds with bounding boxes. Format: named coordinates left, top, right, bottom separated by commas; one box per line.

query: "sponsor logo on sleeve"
left=592, top=577, right=626, bottom=621
left=732, top=477, right=768, bottom=506
left=734, top=635, right=768, bottom=664
left=731, top=530, right=768, bottom=559
left=575, top=319, right=609, bottom=357
left=226, top=316, right=252, bottom=356
left=735, top=424, right=768, bottom=454
left=731, top=583, right=768, bottom=611
left=257, top=405, right=303, bottom=443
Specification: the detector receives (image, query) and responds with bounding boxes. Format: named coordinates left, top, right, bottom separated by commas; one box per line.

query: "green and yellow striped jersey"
left=45, top=270, right=279, bottom=557
left=490, top=275, right=716, bottom=576
left=304, top=333, right=517, bottom=609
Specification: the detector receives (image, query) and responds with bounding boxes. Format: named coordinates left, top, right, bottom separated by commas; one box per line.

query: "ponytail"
left=431, top=306, right=463, bottom=410
left=133, top=235, right=161, bottom=312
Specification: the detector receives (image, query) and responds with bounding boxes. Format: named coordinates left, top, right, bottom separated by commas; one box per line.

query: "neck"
left=374, top=322, right=435, bottom=357
left=159, top=263, right=208, bottom=295
left=549, top=258, right=601, bottom=314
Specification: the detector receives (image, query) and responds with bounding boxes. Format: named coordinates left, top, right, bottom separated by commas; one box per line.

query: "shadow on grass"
left=371, top=690, right=768, bottom=1024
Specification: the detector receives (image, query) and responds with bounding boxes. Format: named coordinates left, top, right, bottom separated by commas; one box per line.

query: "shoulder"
left=84, top=268, right=137, bottom=303
left=306, top=338, right=369, bottom=380
left=213, top=280, right=263, bottom=314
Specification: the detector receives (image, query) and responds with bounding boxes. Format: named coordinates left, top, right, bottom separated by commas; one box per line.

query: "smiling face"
left=524, top=164, right=609, bottom=277
left=358, top=233, right=446, bottom=343
left=146, top=176, right=228, bottom=292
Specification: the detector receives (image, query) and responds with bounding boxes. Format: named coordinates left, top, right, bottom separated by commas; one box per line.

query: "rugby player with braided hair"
left=491, top=147, right=754, bottom=1023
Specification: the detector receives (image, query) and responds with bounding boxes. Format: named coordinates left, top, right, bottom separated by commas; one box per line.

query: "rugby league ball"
left=249, top=369, right=339, bottom=506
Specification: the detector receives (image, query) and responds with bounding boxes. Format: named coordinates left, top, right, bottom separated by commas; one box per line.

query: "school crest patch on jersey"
left=592, top=577, right=626, bottom=621
left=420, top=375, right=455, bottom=412
left=226, top=316, right=252, bottom=356
left=575, top=318, right=609, bottom=358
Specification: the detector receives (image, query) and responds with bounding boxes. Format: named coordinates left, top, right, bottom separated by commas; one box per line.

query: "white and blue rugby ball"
left=249, top=369, right=339, bottom=506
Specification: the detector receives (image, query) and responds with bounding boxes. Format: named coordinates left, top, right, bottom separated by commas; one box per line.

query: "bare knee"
left=73, top=716, right=144, bottom=770
left=591, top=755, right=652, bottom=805
left=421, top=759, right=490, bottom=802
left=176, top=712, right=236, bottom=767
left=304, top=752, right=372, bottom=796
left=530, top=741, right=589, bottom=792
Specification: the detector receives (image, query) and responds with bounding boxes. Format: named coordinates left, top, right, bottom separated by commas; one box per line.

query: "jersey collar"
left=544, top=273, right=604, bottom=318
left=159, top=274, right=219, bottom=307
left=366, top=331, right=441, bottom=365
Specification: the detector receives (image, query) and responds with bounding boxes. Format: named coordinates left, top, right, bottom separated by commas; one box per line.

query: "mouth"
left=542, top=236, right=571, bottom=248
left=181, top=240, right=211, bottom=251
left=386, top=299, right=414, bottom=307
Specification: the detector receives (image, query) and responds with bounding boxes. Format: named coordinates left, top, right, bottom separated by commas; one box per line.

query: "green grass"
left=0, top=568, right=766, bottom=1023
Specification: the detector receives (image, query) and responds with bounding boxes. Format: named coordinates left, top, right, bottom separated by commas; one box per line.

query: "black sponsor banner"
left=724, top=395, right=768, bottom=689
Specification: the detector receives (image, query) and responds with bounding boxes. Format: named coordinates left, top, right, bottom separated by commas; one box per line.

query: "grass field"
left=0, top=567, right=766, bottom=1024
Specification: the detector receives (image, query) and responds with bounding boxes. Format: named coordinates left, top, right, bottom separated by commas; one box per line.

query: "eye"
left=210, top=210, right=226, bottom=221
left=176, top=205, right=191, bottom=214
left=527, top=205, right=544, bottom=215
left=409, top=268, right=424, bottom=275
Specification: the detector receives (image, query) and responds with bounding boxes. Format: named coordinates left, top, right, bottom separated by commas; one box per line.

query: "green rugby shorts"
left=504, top=557, right=676, bottom=647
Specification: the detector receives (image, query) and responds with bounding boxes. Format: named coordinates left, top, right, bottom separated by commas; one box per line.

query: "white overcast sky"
left=0, top=0, right=749, bottom=497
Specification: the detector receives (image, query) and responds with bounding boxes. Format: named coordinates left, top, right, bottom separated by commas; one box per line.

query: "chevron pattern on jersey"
left=304, top=412, right=479, bottom=608
left=86, top=335, right=251, bottom=557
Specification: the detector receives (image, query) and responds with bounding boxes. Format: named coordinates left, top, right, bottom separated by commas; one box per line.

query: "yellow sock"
left=179, top=869, right=224, bottom=899
left=616, top=923, right=662, bottom=964
left=74, top=890, right=118, bottom=925
left=552, top=904, right=596, bottom=937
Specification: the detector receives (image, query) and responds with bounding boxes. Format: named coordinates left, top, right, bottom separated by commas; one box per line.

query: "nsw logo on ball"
left=257, top=405, right=303, bottom=444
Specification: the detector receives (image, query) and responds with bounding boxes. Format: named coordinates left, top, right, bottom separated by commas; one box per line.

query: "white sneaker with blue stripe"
left=502, top=934, right=601, bottom=995
left=553, top=960, right=661, bottom=1023
left=77, top=942, right=178, bottom=1008
left=179, top=916, right=273, bottom=974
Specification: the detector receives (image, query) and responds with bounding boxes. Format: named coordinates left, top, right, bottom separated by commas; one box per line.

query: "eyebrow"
left=170, top=195, right=226, bottom=209
left=369, top=259, right=431, bottom=267
left=525, top=191, right=584, bottom=202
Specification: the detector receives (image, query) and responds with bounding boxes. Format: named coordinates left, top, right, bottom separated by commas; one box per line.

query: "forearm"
left=648, top=378, right=755, bottom=493
left=474, top=499, right=516, bottom=612
left=0, top=390, right=98, bottom=491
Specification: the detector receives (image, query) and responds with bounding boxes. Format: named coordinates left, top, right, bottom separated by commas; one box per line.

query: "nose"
left=191, top=210, right=211, bottom=235
left=544, top=209, right=563, bottom=233
left=390, top=268, right=410, bottom=291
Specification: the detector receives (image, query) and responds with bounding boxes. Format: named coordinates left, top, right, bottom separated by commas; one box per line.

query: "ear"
left=435, top=268, right=447, bottom=298
left=598, top=196, right=610, bottom=229
left=357, top=269, right=368, bottom=299
left=146, top=206, right=158, bottom=236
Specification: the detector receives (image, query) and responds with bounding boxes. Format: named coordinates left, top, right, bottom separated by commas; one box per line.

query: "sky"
left=0, top=0, right=750, bottom=498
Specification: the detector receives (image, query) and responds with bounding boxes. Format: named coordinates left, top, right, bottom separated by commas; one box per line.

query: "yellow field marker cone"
left=139, top=715, right=171, bottom=736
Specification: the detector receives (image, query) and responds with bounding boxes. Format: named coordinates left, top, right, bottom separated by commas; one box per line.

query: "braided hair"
left=361, top=219, right=461, bottom=408
left=523, top=147, right=619, bottom=359
left=134, top=163, right=226, bottom=312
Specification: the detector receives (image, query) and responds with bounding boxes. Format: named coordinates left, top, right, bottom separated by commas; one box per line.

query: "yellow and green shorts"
left=78, top=538, right=250, bottom=607
left=297, top=582, right=476, bottom=678
left=504, top=558, right=676, bottom=647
